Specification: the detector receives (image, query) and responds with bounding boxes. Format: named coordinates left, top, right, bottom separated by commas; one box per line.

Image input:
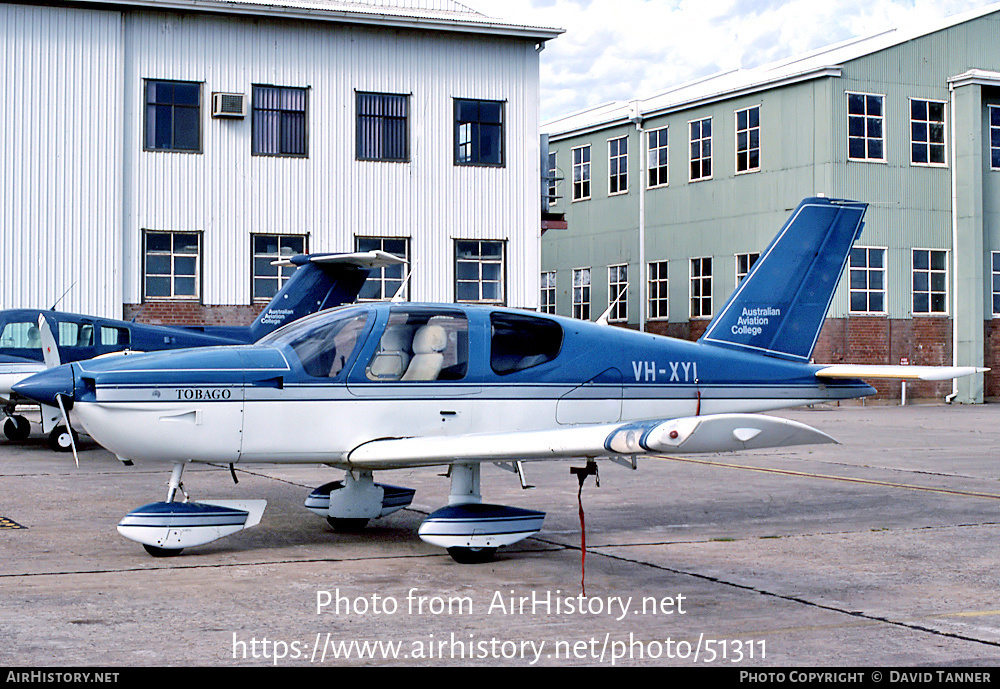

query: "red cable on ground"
left=578, top=480, right=586, bottom=597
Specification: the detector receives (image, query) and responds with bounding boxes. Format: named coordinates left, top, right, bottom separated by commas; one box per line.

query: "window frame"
left=144, top=79, right=202, bottom=153
left=607, top=264, right=628, bottom=322
left=608, top=136, right=628, bottom=196
left=735, top=105, right=760, bottom=174
left=453, top=98, right=505, bottom=167
left=572, top=267, right=591, bottom=320
left=252, top=234, right=309, bottom=303
left=847, top=91, right=886, bottom=163
left=356, top=236, right=410, bottom=302
left=689, top=116, right=713, bottom=182
left=647, top=126, right=669, bottom=189
left=540, top=270, right=556, bottom=315
left=909, top=98, right=947, bottom=167
left=989, top=105, right=1000, bottom=171
left=142, top=230, right=202, bottom=302
left=546, top=151, right=559, bottom=205
left=911, top=248, right=948, bottom=315
left=252, top=84, right=309, bottom=158
left=690, top=256, right=713, bottom=319
left=992, top=251, right=1000, bottom=317
left=647, top=261, right=669, bottom=321
left=735, top=252, right=760, bottom=284
left=454, top=240, right=505, bottom=305
left=572, top=144, right=591, bottom=201
left=356, top=91, right=410, bottom=163
left=848, top=246, right=887, bottom=315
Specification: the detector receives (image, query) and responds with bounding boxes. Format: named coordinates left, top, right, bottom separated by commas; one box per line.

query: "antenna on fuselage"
left=390, top=267, right=412, bottom=303
left=596, top=286, right=628, bottom=326
left=49, top=282, right=76, bottom=311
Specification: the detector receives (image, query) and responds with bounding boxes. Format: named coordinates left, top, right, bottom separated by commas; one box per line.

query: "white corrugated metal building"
left=0, top=0, right=561, bottom=323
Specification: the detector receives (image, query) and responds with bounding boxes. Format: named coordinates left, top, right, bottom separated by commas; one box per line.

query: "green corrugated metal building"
left=540, top=4, right=1000, bottom=403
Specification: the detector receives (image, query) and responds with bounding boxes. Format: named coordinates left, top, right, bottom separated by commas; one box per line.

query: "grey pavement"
left=1, top=403, right=998, bottom=667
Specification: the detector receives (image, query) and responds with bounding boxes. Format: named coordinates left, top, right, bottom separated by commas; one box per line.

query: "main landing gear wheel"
left=47, top=425, right=79, bottom=453
left=142, top=544, right=184, bottom=557
left=326, top=517, right=370, bottom=532
left=3, top=415, right=30, bottom=441
left=447, top=546, right=497, bottom=564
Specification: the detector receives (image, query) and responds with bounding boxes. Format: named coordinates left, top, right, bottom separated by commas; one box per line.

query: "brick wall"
left=647, top=316, right=956, bottom=401
left=123, top=302, right=267, bottom=327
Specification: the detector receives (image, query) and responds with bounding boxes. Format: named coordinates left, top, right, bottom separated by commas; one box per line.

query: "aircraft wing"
left=346, top=413, right=836, bottom=469
left=815, top=364, right=988, bottom=381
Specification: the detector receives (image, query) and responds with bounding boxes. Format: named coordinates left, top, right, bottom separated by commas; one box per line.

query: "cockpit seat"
left=367, top=325, right=413, bottom=380
left=401, top=324, right=447, bottom=381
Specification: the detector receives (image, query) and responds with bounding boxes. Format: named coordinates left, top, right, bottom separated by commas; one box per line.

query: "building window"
left=607, top=264, right=628, bottom=321
left=848, top=92, right=885, bottom=161
left=647, top=261, right=669, bottom=320
left=572, top=268, right=591, bottom=320
left=690, top=257, right=712, bottom=318
left=357, top=92, right=408, bottom=162
left=356, top=237, right=409, bottom=301
left=647, top=127, right=668, bottom=188
left=572, top=145, right=591, bottom=200
left=689, top=117, right=712, bottom=181
left=455, top=240, right=504, bottom=303
left=454, top=99, right=504, bottom=166
left=735, top=252, right=759, bottom=283
left=848, top=247, right=886, bottom=314
left=143, top=231, right=200, bottom=300
left=992, top=252, right=1000, bottom=316
left=252, top=85, right=307, bottom=157
left=609, top=136, right=628, bottom=195
left=547, top=152, right=558, bottom=205
left=990, top=106, right=1000, bottom=170
left=145, top=80, right=201, bottom=152
left=912, top=249, right=947, bottom=314
left=540, top=271, right=556, bottom=314
left=735, top=106, right=760, bottom=173
left=252, top=234, right=307, bottom=301
left=910, top=99, right=946, bottom=166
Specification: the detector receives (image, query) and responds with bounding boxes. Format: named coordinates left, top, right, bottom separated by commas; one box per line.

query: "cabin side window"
left=490, top=313, right=563, bottom=375
left=366, top=309, right=468, bottom=382
left=0, top=322, right=42, bottom=351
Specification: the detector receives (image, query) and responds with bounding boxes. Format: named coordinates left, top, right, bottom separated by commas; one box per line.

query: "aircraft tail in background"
left=700, top=197, right=867, bottom=362
left=248, top=251, right=406, bottom=341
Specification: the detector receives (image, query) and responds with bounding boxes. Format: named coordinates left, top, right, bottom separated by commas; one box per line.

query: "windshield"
left=260, top=307, right=370, bottom=378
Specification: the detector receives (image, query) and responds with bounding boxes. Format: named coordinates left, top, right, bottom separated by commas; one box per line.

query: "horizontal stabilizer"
left=271, top=250, right=406, bottom=269
left=346, top=413, right=836, bottom=468
left=815, top=364, right=989, bottom=381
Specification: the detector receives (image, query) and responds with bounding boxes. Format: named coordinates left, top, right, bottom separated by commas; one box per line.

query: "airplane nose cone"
left=12, top=364, right=75, bottom=407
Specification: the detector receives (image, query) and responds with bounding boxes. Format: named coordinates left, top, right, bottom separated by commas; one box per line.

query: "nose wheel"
left=48, top=425, right=79, bottom=452
left=3, top=415, right=31, bottom=441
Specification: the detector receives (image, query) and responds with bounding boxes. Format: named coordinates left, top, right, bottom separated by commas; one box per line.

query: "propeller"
left=37, top=315, right=78, bottom=466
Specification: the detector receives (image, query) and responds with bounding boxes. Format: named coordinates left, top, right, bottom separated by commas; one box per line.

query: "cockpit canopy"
left=259, top=304, right=565, bottom=382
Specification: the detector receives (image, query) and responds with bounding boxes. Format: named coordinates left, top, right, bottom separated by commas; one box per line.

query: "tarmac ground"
left=1, top=402, right=999, bottom=667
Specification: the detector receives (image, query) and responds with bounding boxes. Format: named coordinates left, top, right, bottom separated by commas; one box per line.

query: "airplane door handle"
left=440, top=410, right=457, bottom=417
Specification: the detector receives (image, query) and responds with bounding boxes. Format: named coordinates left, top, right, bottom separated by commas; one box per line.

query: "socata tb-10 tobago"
left=14, top=198, right=984, bottom=563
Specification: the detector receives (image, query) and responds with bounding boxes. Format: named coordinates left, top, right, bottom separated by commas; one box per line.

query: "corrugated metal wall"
left=124, top=11, right=540, bottom=309
left=0, top=4, right=123, bottom=316
left=2, top=5, right=541, bottom=318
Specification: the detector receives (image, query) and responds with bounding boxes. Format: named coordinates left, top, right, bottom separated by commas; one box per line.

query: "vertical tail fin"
left=700, top=197, right=867, bottom=361
left=249, top=251, right=406, bottom=341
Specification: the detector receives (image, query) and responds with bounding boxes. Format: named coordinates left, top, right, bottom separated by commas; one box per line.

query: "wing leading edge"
left=345, top=413, right=837, bottom=470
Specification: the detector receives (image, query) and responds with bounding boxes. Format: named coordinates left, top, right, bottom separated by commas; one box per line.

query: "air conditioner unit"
left=212, top=92, right=246, bottom=118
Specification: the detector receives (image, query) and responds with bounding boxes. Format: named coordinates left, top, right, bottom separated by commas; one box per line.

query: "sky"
left=480, top=0, right=994, bottom=123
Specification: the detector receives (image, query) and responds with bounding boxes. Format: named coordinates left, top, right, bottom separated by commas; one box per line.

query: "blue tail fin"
left=699, top=197, right=867, bottom=361
left=249, top=252, right=404, bottom=341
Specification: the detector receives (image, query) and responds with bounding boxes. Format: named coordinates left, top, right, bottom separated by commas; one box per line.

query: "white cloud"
left=484, top=0, right=992, bottom=121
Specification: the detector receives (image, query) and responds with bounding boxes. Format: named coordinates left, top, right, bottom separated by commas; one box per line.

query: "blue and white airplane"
left=13, top=198, right=984, bottom=562
left=1, top=251, right=403, bottom=450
